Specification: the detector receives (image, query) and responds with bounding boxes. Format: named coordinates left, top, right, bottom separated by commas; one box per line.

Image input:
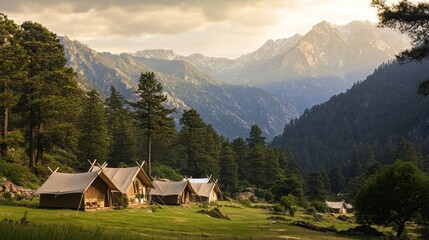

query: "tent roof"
left=325, top=201, right=346, bottom=209
left=189, top=182, right=220, bottom=198
left=149, top=180, right=191, bottom=196
left=183, top=178, right=210, bottom=183
left=35, top=170, right=118, bottom=195
left=91, top=166, right=154, bottom=193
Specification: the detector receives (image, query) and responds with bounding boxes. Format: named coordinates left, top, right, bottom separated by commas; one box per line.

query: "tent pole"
left=76, top=193, right=85, bottom=214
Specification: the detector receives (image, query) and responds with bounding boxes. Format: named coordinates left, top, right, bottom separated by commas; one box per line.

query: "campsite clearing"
left=0, top=199, right=396, bottom=239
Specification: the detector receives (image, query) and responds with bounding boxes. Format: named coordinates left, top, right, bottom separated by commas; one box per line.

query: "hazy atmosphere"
left=3, top=0, right=407, bottom=58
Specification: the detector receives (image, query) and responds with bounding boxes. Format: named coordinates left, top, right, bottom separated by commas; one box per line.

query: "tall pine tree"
left=128, top=72, right=175, bottom=176
left=0, top=13, right=28, bottom=156
left=19, top=21, right=80, bottom=167
left=78, top=90, right=109, bottom=165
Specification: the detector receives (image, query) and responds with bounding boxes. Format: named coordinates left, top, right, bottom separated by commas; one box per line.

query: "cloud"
left=4, top=0, right=297, bottom=36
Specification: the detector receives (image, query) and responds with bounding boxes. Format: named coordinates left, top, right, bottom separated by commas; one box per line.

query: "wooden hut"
left=90, top=162, right=154, bottom=205
left=149, top=180, right=194, bottom=205
left=35, top=170, right=119, bottom=210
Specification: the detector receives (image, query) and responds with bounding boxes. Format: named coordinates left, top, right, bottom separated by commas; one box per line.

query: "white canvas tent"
left=35, top=170, right=119, bottom=210
left=149, top=180, right=194, bottom=205
left=90, top=164, right=154, bottom=204
left=189, top=182, right=220, bottom=203
left=183, top=177, right=210, bottom=183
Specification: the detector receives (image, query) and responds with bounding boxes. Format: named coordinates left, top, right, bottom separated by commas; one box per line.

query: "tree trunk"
left=396, top=220, right=405, bottom=237
left=36, top=121, right=44, bottom=164
left=147, top=133, right=152, bottom=177
left=29, top=125, right=36, bottom=168
left=1, top=82, right=8, bottom=157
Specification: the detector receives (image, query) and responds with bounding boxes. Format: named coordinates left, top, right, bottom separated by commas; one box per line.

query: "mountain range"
left=61, top=37, right=298, bottom=139
left=134, top=21, right=409, bottom=112
left=60, top=20, right=408, bottom=139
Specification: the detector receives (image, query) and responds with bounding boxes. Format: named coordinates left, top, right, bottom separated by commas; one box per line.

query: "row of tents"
left=34, top=162, right=221, bottom=210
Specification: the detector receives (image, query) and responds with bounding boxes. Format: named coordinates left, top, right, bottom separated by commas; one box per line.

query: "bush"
left=152, top=165, right=183, bottom=181
left=310, top=201, right=329, bottom=213
left=238, top=199, right=251, bottom=207
left=2, top=192, right=12, bottom=200
left=278, top=195, right=298, bottom=217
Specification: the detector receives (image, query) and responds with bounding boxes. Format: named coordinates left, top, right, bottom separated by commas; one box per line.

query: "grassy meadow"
left=0, top=199, right=399, bottom=240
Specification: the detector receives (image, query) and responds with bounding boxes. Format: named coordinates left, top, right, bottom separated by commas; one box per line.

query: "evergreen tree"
left=246, top=125, right=266, bottom=188
left=19, top=21, right=80, bottom=167
left=78, top=90, right=109, bottom=164
left=128, top=72, right=175, bottom=176
left=0, top=13, right=28, bottom=156
left=395, top=140, right=424, bottom=166
left=329, top=166, right=345, bottom=195
left=179, top=109, right=205, bottom=176
left=105, top=86, right=137, bottom=166
left=231, top=137, right=249, bottom=182
left=270, top=174, right=305, bottom=202
left=219, top=141, right=238, bottom=193
left=306, top=171, right=329, bottom=200
left=264, top=147, right=284, bottom=187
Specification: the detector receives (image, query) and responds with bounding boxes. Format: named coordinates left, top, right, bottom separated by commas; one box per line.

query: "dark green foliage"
left=18, top=20, right=82, bottom=168
left=231, top=137, right=249, bottom=181
left=219, top=142, right=238, bottom=193
left=355, top=161, right=429, bottom=237
left=328, top=166, right=345, bottom=195
left=310, top=201, right=330, bottom=213
left=178, top=109, right=220, bottom=178
left=78, top=90, right=109, bottom=164
left=105, top=86, right=137, bottom=166
left=306, top=171, right=329, bottom=201
left=270, top=174, right=305, bottom=202
left=152, top=164, right=182, bottom=181
left=272, top=60, right=429, bottom=180
left=278, top=194, right=297, bottom=217
left=0, top=14, right=28, bottom=156
left=128, top=72, right=175, bottom=176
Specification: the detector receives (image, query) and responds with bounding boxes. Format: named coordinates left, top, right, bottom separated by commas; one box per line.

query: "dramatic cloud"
left=4, top=0, right=423, bottom=58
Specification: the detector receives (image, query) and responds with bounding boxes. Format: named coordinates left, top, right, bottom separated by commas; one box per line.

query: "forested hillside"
left=272, top=60, right=429, bottom=173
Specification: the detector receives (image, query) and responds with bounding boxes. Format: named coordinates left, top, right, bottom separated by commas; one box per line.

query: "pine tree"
left=219, top=142, right=238, bottom=193
left=246, top=125, right=266, bottom=188
left=105, top=86, right=137, bottom=166
left=329, top=166, right=345, bottom=195
left=19, top=21, right=81, bottom=167
left=306, top=171, right=329, bottom=200
left=231, top=137, right=249, bottom=181
left=78, top=90, right=110, bottom=164
left=179, top=109, right=207, bottom=177
left=128, top=72, right=175, bottom=176
left=0, top=13, right=28, bottom=156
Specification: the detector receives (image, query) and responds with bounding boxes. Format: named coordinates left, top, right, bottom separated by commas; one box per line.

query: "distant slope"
left=271, top=60, right=429, bottom=171
left=61, top=37, right=298, bottom=139
left=135, top=21, right=408, bottom=112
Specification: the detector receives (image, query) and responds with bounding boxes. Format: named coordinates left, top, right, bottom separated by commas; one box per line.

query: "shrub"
left=2, top=192, right=12, bottom=200
left=197, top=207, right=230, bottom=220
left=310, top=200, right=329, bottom=213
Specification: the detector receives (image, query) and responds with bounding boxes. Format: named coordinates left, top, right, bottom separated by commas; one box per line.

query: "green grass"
left=0, top=199, right=394, bottom=239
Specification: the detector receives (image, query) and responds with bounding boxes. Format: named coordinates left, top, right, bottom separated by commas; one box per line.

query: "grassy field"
left=0, top=199, right=395, bottom=239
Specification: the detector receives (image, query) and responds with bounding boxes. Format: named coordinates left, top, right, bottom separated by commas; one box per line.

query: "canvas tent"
left=325, top=200, right=352, bottom=214
left=90, top=163, right=154, bottom=205
left=183, top=177, right=210, bottom=183
left=189, top=182, right=220, bottom=203
left=35, top=170, right=119, bottom=210
left=149, top=180, right=194, bottom=205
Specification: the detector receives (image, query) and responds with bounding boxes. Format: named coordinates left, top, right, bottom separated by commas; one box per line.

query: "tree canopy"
left=371, top=0, right=429, bottom=95
left=355, top=161, right=429, bottom=237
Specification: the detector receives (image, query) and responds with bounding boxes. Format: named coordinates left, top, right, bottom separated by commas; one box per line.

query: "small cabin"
left=35, top=170, right=119, bottom=210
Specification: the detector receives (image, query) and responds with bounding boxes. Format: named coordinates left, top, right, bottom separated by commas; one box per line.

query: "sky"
left=2, top=0, right=424, bottom=58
